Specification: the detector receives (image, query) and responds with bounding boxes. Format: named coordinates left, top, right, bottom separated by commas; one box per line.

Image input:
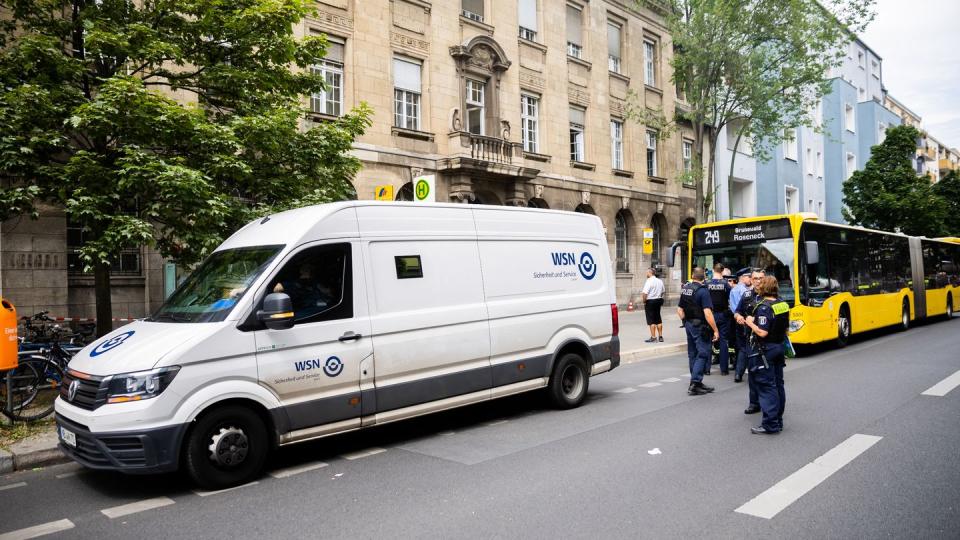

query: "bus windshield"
left=149, top=246, right=283, bottom=323
left=692, top=238, right=795, bottom=304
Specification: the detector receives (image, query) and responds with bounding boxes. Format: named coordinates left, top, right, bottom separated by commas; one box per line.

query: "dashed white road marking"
left=55, top=471, right=79, bottom=479
left=921, top=370, right=960, bottom=397
left=269, top=461, right=329, bottom=479
left=193, top=481, right=259, bottom=497
left=659, top=377, right=682, bottom=383
left=614, top=387, right=637, bottom=394
left=0, top=518, right=74, bottom=540
left=485, top=420, right=509, bottom=427
left=638, top=382, right=662, bottom=388
left=0, top=482, right=26, bottom=492
left=735, top=434, right=883, bottom=519
left=439, top=430, right=457, bottom=436
left=341, top=447, right=387, bottom=460
left=101, top=497, right=175, bottom=519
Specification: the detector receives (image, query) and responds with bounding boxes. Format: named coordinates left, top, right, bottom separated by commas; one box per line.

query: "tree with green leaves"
left=933, top=168, right=960, bottom=236
left=842, top=125, right=947, bottom=236
left=633, top=0, right=873, bottom=221
left=0, top=0, right=371, bottom=336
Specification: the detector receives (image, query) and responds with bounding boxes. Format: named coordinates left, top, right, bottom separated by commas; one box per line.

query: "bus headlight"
left=788, top=320, right=804, bottom=333
left=105, top=367, right=180, bottom=404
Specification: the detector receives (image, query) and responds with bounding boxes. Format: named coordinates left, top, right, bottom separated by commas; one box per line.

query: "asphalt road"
left=2, top=316, right=959, bottom=539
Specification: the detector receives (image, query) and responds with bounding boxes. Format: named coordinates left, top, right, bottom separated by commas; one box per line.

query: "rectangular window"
left=466, top=79, right=485, bottom=135
left=817, top=201, right=823, bottom=217
left=682, top=140, right=693, bottom=173
left=395, top=255, right=423, bottom=279
left=846, top=153, right=856, bottom=179
left=521, top=94, right=539, bottom=153
left=806, top=148, right=813, bottom=175
left=808, top=199, right=814, bottom=212
left=566, top=5, right=583, bottom=59
left=570, top=106, right=585, bottom=162
left=607, top=22, right=622, bottom=74
left=845, top=103, right=855, bottom=132
left=878, top=122, right=887, bottom=143
left=785, top=186, right=798, bottom=213
left=519, top=0, right=537, bottom=41
left=644, top=40, right=657, bottom=86
left=310, top=40, right=344, bottom=117
left=817, top=151, right=823, bottom=179
left=68, top=221, right=142, bottom=276
left=857, top=49, right=864, bottom=68
left=646, top=130, right=658, bottom=177
left=858, top=87, right=866, bottom=102
left=611, top=119, right=623, bottom=170
left=393, top=57, right=421, bottom=130
left=783, top=128, right=798, bottom=161
left=462, top=0, right=483, bottom=22
left=814, top=100, right=823, bottom=126
left=871, top=60, right=879, bottom=79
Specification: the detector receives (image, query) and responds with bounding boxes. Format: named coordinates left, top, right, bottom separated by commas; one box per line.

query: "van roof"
left=216, top=201, right=602, bottom=251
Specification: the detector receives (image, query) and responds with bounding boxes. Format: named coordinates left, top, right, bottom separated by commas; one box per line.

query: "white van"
left=55, top=202, right=619, bottom=488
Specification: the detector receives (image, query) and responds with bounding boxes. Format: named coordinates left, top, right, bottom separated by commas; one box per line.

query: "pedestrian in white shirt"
left=641, top=267, right=665, bottom=343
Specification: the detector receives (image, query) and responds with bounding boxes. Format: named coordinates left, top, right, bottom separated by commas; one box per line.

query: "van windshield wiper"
left=150, top=313, right=192, bottom=323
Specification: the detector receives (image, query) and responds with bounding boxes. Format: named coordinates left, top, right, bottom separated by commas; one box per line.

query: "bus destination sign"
left=694, top=219, right=792, bottom=247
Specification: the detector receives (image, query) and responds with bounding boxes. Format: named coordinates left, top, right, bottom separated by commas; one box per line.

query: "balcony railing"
left=468, top=133, right=513, bottom=163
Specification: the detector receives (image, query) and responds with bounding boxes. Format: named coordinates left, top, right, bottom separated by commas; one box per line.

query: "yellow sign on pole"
left=375, top=185, right=394, bottom=201
left=642, top=227, right=654, bottom=254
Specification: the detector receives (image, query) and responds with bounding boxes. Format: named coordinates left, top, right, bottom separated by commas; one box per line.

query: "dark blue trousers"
left=714, top=312, right=731, bottom=373
left=736, top=325, right=759, bottom=406
left=750, top=346, right=786, bottom=431
left=685, top=321, right=711, bottom=383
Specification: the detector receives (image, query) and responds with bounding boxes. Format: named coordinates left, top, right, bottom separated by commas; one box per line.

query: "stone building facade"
left=306, top=0, right=698, bottom=303
left=0, top=0, right=699, bottom=318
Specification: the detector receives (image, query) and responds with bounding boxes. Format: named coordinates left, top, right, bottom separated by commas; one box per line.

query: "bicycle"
left=1, top=354, right=64, bottom=422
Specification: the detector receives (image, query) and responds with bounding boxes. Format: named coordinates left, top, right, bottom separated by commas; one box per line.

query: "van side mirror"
left=666, top=241, right=685, bottom=268
left=804, top=241, right=819, bottom=266
left=257, top=292, right=295, bottom=330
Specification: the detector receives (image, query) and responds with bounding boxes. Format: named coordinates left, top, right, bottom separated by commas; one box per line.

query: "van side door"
left=253, top=241, right=373, bottom=435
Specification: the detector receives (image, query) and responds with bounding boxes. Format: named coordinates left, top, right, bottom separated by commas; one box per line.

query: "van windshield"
left=149, top=246, right=283, bottom=323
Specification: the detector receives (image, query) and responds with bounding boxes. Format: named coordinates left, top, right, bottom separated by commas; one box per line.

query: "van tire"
left=547, top=353, right=590, bottom=409
left=185, top=405, right=269, bottom=490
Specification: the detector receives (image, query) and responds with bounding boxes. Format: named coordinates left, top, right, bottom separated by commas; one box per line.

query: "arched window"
left=528, top=198, right=549, bottom=209
left=615, top=211, right=629, bottom=273
left=650, top=213, right=666, bottom=267
left=574, top=203, right=595, bottom=215
left=395, top=182, right=413, bottom=201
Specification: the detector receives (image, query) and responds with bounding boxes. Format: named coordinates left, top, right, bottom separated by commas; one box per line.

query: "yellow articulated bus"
left=674, top=213, right=959, bottom=347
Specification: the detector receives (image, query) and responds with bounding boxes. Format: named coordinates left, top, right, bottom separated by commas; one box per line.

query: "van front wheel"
left=547, top=353, right=590, bottom=409
left=185, top=405, right=269, bottom=490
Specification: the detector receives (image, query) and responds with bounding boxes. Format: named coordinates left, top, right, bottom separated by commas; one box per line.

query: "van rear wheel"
left=185, top=405, right=268, bottom=490
left=547, top=353, right=589, bottom=409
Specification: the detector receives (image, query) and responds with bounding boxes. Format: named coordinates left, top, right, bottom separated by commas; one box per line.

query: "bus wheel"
left=185, top=405, right=269, bottom=490
left=547, top=352, right=589, bottom=409
left=899, top=300, right=910, bottom=331
left=837, top=306, right=851, bottom=348
left=947, top=297, right=954, bottom=319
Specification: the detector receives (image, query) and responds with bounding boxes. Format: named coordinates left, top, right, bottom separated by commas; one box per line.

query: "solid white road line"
left=101, top=497, right=175, bottom=519
left=638, top=382, right=662, bottom=388
left=485, top=420, right=509, bottom=426
left=193, top=481, right=259, bottom=497
left=735, top=434, right=883, bottom=519
left=54, top=471, right=79, bottom=479
left=341, top=447, right=387, bottom=460
left=614, top=387, right=637, bottom=394
left=0, top=519, right=75, bottom=540
left=0, top=482, right=26, bottom=492
left=659, top=377, right=682, bottom=383
left=921, top=370, right=960, bottom=397
left=269, top=461, right=329, bottom=479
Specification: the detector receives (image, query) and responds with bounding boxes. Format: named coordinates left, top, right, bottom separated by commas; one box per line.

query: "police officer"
left=744, top=275, right=789, bottom=434
left=706, top=263, right=733, bottom=375
left=734, top=268, right=765, bottom=414
left=729, top=268, right=751, bottom=382
left=677, top=267, right=720, bottom=396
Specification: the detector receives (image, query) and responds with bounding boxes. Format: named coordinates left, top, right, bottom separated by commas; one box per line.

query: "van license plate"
left=60, top=427, right=76, bottom=447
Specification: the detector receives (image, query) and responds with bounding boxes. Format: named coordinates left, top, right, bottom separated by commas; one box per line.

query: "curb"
left=0, top=344, right=688, bottom=475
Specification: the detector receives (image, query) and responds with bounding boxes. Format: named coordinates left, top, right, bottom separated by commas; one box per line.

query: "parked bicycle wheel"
left=1, top=357, right=63, bottom=421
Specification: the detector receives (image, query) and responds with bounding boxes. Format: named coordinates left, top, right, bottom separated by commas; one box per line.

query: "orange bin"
left=0, top=298, right=17, bottom=371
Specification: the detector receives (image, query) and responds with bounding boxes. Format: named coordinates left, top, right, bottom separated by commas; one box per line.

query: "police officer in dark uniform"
left=735, top=268, right=765, bottom=414
left=706, top=263, right=733, bottom=375
left=744, top=276, right=789, bottom=434
left=677, top=267, right=720, bottom=396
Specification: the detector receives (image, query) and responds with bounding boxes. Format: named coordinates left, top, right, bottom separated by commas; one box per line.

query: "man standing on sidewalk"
left=642, top=267, right=665, bottom=343
left=677, top=267, right=720, bottom=396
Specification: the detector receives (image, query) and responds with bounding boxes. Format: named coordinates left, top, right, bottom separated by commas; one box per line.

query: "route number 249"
left=704, top=230, right=720, bottom=245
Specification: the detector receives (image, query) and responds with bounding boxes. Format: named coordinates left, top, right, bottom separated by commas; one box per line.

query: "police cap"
left=735, top=267, right=751, bottom=278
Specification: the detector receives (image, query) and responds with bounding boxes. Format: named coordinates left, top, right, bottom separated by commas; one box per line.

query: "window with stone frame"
left=570, top=106, right=586, bottom=162
left=462, top=0, right=484, bottom=22
left=518, top=0, right=537, bottom=41
left=449, top=38, right=510, bottom=141
left=615, top=211, right=629, bottom=273
left=643, top=39, right=657, bottom=86
left=310, top=38, right=344, bottom=117
left=607, top=21, right=622, bottom=74
left=466, top=78, right=486, bottom=135
left=611, top=119, right=623, bottom=170
left=393, top=56, right=422, bottom=130
left=67, top=220, right=142, bottom=276
left=646, top=130, right=658, bottom=177
left=521, top=94, right=540, bottom=153
left=566, top=4, right=583, bottom=59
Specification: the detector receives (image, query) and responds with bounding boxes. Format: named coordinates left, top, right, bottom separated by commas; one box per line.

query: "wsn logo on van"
left=550, top=252, right=597, bottom=280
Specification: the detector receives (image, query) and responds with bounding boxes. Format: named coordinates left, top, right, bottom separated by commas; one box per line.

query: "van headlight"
left=788, top=320, right=804, bottom=333
left=104, top=366, right=180, bottom=404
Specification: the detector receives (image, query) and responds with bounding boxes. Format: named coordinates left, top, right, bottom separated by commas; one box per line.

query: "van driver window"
left=270, top=244, right=352, bottom=323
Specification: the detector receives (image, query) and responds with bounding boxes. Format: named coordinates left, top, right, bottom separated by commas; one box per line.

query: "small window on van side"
left=395, top=255, right=423, bottom=279
left=267, top=243, right=353, bottom=324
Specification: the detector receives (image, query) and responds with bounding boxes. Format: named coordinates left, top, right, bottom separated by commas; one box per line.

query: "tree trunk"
left=705, top=133, right=718, bottom=222
left=94, top=262, right=113, bottom=337
left=727, top=129, right=745, bottom=220
left=693, top=124, right=706, bottom=224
